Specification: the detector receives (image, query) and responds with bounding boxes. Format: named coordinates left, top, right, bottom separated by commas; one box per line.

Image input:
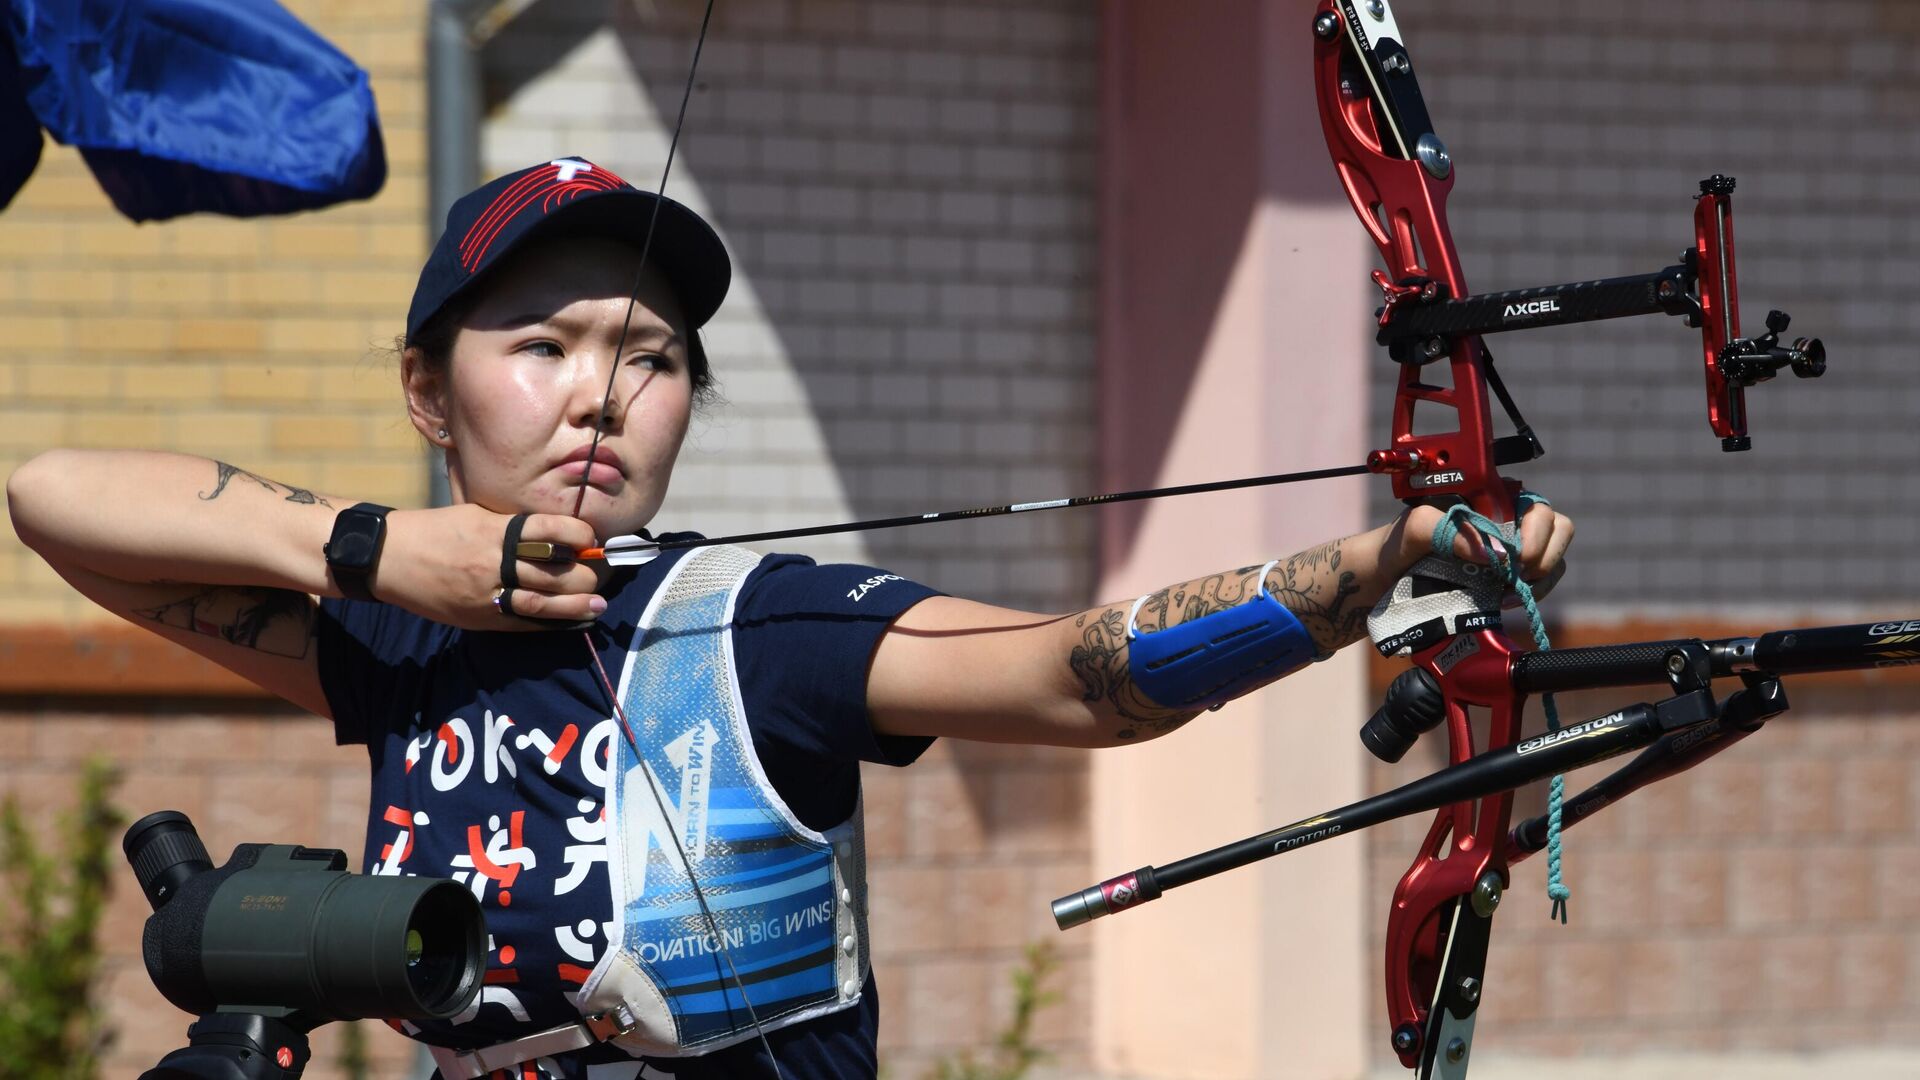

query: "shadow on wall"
left=479, top=1, right=1129, bottom=610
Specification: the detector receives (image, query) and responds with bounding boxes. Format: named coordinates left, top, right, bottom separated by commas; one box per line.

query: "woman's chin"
left=575, top=498, right=658, bottom=542
left=465, top=479, right=657, bottom=539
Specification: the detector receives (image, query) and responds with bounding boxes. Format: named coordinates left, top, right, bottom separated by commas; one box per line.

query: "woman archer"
left=6, top=156, right=1572, bottom=1079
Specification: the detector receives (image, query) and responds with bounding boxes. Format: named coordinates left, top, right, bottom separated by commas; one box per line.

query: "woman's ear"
left=402, top=345, right=453, bottom=447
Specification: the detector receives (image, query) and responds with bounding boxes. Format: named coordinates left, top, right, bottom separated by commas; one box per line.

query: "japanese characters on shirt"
left=374, top=709, right=621, bottom=1029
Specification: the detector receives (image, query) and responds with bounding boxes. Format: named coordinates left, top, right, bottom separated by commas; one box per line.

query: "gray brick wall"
left=485, top=0, right=1098, bottom=616
left=1363, top=2, right=1920, bottom=1069
left=468, top=2, right=1920, bottom=1073
left=481, top=2, right=1099, bottom=1073
left=1381, top=1, right=1920, bottom=620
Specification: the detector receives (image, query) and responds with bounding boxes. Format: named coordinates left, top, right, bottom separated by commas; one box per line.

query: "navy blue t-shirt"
left=316, top=543, right=938, bottom=1079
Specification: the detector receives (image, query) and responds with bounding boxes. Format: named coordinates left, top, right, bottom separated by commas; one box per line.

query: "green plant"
left=336, top=1018, right=371, bottom=1080
left=0, top=760, right=124, bottom=1079
left=926, top=942, right=1062, bottom=1080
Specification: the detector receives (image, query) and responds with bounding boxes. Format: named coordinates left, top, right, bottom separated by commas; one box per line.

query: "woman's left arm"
left=866, top=504, right=1572, bottom=747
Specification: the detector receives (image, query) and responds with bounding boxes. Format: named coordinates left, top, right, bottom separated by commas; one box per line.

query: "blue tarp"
left=0, top=0, right=385, bottom=221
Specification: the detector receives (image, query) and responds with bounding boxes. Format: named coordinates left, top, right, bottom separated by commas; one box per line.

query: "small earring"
left=436, top=427, right=449, bottom=439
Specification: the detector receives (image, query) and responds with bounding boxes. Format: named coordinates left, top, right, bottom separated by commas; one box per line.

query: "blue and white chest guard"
left=579, top=545, right=870, bottom=1056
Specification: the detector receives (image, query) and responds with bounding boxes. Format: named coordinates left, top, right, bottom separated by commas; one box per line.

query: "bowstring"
left=568, top=3, right=710, bottom=525
left=567, top=2, right=792, bottom=1074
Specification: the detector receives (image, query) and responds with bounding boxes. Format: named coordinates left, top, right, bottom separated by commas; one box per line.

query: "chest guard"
left=579, top=545, right=870, bottom=1057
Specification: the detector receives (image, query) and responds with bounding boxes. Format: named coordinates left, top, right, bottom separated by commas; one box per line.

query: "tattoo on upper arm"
left=134, top=587, right=314, bottom=660
left=200, top=461, right=333, bottom=509
left=1067, top=537, right=1367, bottom=742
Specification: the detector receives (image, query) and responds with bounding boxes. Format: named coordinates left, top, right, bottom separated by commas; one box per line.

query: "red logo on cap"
left=459, top=160, right=633, bottom=273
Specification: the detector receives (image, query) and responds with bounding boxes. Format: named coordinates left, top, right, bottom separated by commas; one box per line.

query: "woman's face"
left=418, top=234, right=695, bottom=541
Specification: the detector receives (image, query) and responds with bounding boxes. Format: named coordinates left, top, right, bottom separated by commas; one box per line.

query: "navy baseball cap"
left=406, top=156, right=731, bottom=342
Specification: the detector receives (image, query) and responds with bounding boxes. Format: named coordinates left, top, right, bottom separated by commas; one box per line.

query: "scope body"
left=125, top=810, right=484, bottom=1022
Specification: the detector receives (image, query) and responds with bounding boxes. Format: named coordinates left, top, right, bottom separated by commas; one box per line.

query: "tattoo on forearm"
left=1068, top=607, right=1199, bottom=741
left=200, top=461, right=333, bottom=508
left=1068, top=536, right=1367, bottom=742
left=134, top=587, right=314, bottom=660
left=1265, top=538, right=1367, bottom=653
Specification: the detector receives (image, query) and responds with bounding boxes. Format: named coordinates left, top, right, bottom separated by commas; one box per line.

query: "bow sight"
left=1310, top=0, right=1828, bottom=515
left=1368, top=171, right=1827, bottom=455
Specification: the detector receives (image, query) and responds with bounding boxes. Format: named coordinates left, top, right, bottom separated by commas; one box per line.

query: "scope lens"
left=402, top=884, right=483, bottom=1013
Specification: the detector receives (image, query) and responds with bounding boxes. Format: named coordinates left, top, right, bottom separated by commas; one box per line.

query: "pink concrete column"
left=1088, top=3, right=1376, bottom=1076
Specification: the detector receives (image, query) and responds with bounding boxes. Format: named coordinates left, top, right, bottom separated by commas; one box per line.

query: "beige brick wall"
left=0, top=0, right=431, bottom=627
left=0, top=2, right=433, bottom=1075
left=863, top=742, right=1088, bottom=1074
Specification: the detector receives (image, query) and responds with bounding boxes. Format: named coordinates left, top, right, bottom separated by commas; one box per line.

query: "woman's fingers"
left=492, top=585, right=607, bottom=628
left=373, top=506, right=613, bottom=632
left=1408, top=501, right=1574, bottom=581
left=508, top=557, right=603, bottom=596
left=1448, top=528, right=1487, bottom=564
left=504, top=513, right=604, bottom=593
left=1517, top=506, right=1574, bottom=580
left=484, top=513, right=609, bottom=629
left=519, top=513, right=600, bottom=554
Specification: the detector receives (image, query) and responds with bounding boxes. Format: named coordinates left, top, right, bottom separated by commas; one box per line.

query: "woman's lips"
left=558, top=448, right=624, bottom=487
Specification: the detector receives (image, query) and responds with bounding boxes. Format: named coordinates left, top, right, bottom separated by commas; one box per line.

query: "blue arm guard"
left=1127, top=560, right=1325, bottom=711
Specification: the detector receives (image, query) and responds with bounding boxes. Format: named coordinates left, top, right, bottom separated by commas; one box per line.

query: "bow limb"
left=1313, top=3, right=1530, bottom=1073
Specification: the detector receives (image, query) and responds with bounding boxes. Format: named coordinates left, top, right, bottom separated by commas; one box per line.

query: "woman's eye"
left=521, top=340, right=563, bottom=358
left=633, top=352, right=676, bottom=372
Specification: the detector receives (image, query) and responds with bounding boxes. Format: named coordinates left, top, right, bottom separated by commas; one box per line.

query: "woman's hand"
left=376, top=505, right=609, bottom=630
left=1398, top=500, right=1575, bottom=586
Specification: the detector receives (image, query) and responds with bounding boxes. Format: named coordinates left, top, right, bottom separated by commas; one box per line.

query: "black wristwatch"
left=323, top=503, right=393, bottom=602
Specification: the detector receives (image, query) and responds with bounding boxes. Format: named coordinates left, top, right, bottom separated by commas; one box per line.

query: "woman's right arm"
left=7, top=450, right=346, bottom=715
left=6, top=450, right=605, bottom=715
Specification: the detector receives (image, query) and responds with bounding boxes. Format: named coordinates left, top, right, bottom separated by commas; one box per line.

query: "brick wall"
left=0, top=0, right=1101, bottom=1075
left=0, top=706, right=423, bottom=1076
left=1376, top=1, right=1920, bottom=620
left=0, top=0, right=432, bottom=1074
left=481, top=0, right=1100, bottom=613
left=1361, top=1, right=1920, bottom=1069
left=0, top=0, right=432, bottom=624
left=478, top=2, right=1101, bottom=1073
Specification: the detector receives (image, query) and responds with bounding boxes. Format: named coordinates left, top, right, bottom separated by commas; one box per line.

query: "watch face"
left=332, top=529, right=378, bottom=567
left=329, top=507, right=388, bottom=570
